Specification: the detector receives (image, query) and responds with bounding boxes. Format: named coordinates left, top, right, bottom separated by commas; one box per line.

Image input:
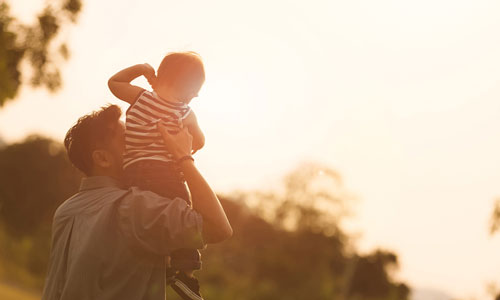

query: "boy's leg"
left=170, top=249, right=202, bottom=271
left=169, top=249, right=203, bottom=299
left=170, top=271, right=203, bottom=300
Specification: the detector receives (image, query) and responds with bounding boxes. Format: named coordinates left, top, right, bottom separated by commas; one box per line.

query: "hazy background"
left=1, top=0, right=500, bottom=298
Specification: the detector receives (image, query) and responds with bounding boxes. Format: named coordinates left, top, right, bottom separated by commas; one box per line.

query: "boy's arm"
left=183, top=111, right=205, bottom=154
left=108, top=63, right=156, bottom=104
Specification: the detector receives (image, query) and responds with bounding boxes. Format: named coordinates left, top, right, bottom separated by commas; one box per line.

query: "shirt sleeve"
left=133, top=88, right=147, bottom=104
left=118, top=187, right=205, bottom=255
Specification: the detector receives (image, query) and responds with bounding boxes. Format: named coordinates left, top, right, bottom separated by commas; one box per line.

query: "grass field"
left=0, top=281, right=187, bottom=300
left=0, top=282, right=40, bottom=300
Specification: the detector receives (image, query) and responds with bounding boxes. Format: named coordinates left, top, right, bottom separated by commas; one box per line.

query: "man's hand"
left=157, top=123, right=193, bottom=159
left=141, top=63, right=157, bottom=89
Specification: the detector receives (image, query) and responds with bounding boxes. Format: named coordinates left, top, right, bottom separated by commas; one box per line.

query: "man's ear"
left=92, top=149, right=112, bottom=168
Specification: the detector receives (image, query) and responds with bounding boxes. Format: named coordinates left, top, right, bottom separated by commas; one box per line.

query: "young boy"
left=108, top=52, right=206, bottom=300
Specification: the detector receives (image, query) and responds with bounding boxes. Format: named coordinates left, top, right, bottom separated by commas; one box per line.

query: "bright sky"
left=2, top=0, right=500, bottom=298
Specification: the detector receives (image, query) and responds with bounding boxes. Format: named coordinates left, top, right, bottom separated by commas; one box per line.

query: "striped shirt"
left=123, top=90, right=192, bottom=169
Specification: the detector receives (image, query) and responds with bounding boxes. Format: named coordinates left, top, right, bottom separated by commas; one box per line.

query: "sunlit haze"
left=2, top=0, right=500, bottom=298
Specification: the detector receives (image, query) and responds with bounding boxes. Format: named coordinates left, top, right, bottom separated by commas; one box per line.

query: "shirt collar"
left=152, top=91, right=187, bottom=108
left=79, top=176, right=124, bottom=192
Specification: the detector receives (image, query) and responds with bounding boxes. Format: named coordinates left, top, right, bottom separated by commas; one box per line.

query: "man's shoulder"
left=54, top=186, right=130, bottom=220
left=124, top=186, right=171, bottom=203
left=117, top=186, right=205, bottom=255
left=119, top=186, right=191, bottom=216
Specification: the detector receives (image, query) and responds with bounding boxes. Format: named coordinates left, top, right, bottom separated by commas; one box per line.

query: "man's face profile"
left=107, top=120, right=126, bottom=177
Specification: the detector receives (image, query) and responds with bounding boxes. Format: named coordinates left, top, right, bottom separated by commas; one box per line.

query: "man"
left=41, top=105, right=232, bottom=300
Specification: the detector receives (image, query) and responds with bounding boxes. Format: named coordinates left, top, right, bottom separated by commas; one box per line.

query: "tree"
left=0, top=0, right=82, bottom=106
left=490, top=198, right=500, bottom=236
left=0, top=135, right=82, bottom=236
left=0, top=135, right=82, bottom=287
left=247, top=162, right=355, bottom=237
left=490, top=199, right=500, bottom=300
left=197, top=162, right=410, bottom=300
left=345, top=250, right=410, bottom=300
left=0, top=139, right=411, bottom=298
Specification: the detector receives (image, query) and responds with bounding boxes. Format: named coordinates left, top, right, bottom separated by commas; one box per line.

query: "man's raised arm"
left=158, top=124, right=233, bottom=243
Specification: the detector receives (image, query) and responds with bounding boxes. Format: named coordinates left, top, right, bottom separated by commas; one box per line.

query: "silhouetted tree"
left=198, top=162, right=410, bottom=300
left=490, top=198, right=500, bottom=236
left=247, top=162, right=355, bottom=237
left=0, top=0, right=82, bottom=106
left=488, top=199, right=500, bottom=300
left=0, top=135, right=82, bottom=235
left=0, top=139, right=410, bottom=298
left=0, top=135, right=82, bottom=286
left=345, top=250, right=410, bottom=300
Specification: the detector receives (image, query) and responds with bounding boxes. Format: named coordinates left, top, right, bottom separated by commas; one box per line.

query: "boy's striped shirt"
left=123, top=90, right=191, bottom=169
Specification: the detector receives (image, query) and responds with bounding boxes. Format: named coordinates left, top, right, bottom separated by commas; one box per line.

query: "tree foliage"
left=198, top=162, right=410, bottom=300
left=0, top=0, right=82, bottom=106
left=0, top=135, right=82, bottom=285
left=0, top=138, right=410, bottom=299
left=0, top=135, right=82, bottom=236
left=490, top=198, right=500, bottom=236
left=489, top=199, right=500, bottom=300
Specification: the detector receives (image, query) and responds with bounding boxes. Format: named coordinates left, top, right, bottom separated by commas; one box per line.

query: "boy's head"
left=64, top=105, right=125, bottom=178
left=155, top=51, right=205, bottom=103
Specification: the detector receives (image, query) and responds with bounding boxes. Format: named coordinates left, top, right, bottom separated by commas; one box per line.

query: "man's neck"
left=90, top=169, right=122, bottom=182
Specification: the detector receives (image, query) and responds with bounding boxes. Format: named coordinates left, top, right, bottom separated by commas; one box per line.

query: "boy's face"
left=179, top=81, right=203, bottom=104
left=157, top=78, right=203, bottom=104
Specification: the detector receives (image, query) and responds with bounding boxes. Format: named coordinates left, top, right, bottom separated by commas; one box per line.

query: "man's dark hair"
left=64, top=105, right=122, bottom=175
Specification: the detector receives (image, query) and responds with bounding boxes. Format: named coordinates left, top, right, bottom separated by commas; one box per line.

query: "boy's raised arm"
left=108, top=64, right=156, bottom=104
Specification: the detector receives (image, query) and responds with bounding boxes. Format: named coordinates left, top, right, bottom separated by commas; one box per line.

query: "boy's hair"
left=156, top=51, right=205, bottom=93
left=64, top=105, right=122, bottom=176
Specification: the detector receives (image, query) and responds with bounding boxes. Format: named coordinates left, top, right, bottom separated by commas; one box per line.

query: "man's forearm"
left=178, top=160, right=232, bottom=243
left=156, top=124, right=232, bottom=243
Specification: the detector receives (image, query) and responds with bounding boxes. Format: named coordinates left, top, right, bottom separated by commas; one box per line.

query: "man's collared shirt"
left=41, top=176, right=204, bottom=300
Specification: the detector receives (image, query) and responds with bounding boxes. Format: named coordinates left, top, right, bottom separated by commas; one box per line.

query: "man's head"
left=154, top=51, right=205, bottom=103
left=64, top=105, right=125, bottom=179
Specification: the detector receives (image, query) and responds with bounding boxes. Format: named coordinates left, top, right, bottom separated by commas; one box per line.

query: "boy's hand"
left=141, top=63, right=157, bottom=88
